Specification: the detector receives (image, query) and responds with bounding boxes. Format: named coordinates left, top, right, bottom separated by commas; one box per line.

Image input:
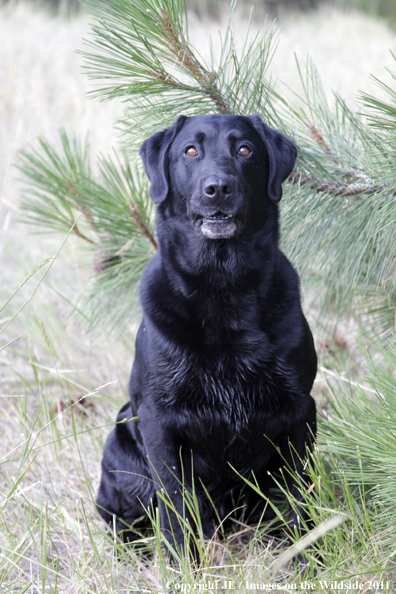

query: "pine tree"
left=15, top=0, right=396, bottom=570
left=17, top=0, right=396, bottom=338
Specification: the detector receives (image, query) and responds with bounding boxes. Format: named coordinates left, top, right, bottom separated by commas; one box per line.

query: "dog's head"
left=140, top=114, right=296, bottom=240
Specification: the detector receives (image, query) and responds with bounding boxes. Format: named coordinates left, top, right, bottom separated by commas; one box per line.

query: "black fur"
left=96, top=114, right=317, bottom=559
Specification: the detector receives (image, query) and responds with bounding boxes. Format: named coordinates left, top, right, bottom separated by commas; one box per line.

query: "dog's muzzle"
left=195, top=213, right=241, bottom=239
left=191, top=175, right=245, bottom=239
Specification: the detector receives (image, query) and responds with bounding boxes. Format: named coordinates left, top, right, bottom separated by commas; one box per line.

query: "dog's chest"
left=155, top=348, right=297, bottom=483
left=183, top=411, right=279, bottom=481
left=154, top=343, right=298, bottom=425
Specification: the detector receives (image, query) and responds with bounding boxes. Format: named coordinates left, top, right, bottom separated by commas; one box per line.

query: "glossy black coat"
left=96, top=114, right=317, bottom=557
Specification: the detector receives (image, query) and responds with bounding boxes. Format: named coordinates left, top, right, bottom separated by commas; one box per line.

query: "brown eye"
left=238, top=146, right=250, bottom=157
left=186, top=146, right=198, bottom=157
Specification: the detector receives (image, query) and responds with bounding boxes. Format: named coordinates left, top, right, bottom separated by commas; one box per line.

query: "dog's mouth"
left=194, top=212, right=243, bottom=239
left=205, top=213, right=234, bottom=223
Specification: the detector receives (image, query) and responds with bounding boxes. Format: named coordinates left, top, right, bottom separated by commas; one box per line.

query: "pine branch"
left=17, top=0, right=396, bottom=336
left=288, top=171, right=392, bottom=197
left=81, top=0, right=278, bottom=142
left=129, top=203, right=158, bottom=251
left=18, top=130, right=156, bottom=331
left=306, top=122, right=339, bottom=165
left=154, top=9, right=228, bottom=114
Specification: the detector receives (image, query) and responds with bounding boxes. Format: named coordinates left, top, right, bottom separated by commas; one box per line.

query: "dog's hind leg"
left=280, top=396, right=317, bottom=530
left=96, top=403, right=155, bottom=541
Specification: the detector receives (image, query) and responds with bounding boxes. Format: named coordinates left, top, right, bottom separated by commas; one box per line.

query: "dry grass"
left=1, top=2, right=396, bottom=592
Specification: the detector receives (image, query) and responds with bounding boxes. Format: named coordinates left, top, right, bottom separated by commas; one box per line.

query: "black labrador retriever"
left=96, top=113, right=317, bottom=559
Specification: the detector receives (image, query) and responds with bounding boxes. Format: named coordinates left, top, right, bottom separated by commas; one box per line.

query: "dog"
left=96, top=113, right=317, bottom=561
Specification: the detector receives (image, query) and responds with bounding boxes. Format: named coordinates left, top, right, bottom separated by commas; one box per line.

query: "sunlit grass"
left=2, top=1, right=396, bottom=592
left=1, top=244, right=396, bottom=591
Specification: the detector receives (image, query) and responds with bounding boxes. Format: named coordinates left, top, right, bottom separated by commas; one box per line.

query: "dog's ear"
left=249, top=113, right=297, bottom=203
left=139, top=115, right=187, bottom=204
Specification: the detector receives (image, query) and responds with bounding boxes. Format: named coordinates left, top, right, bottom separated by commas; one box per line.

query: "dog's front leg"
left=139, top=404, right=196, bottom=562
left=279, top=395, right=317, bottom=531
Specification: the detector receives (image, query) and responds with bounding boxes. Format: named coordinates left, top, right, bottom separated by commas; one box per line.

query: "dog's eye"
left=186, top=146, right=198, bottom=157
left=238, top=146, right=250, bottom=157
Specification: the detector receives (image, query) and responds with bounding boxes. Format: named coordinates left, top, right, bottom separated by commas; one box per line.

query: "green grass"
left=2, top=2, right=396, bottom=592
left=1, top=245, right=396, bottom=592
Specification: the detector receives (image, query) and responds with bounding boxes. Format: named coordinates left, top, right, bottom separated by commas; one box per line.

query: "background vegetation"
left=1, top=0, right=395, bottom=23
left=1, top=0, right=396, bottom=592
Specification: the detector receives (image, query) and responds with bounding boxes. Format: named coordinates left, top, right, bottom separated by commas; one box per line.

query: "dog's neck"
left=140, top=204, right=298, bottom=349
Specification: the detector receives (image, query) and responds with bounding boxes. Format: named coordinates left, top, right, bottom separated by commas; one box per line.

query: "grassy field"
left=1, top=1, right=396, bottom=592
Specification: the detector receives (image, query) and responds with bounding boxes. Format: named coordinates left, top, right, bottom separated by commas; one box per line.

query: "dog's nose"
left=203, top=176, right=234, bottom=199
